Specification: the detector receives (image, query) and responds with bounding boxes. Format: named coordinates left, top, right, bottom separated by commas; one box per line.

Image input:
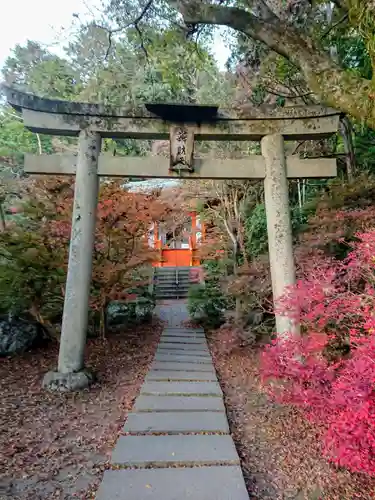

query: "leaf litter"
left=0, top=321, right=162, bottom=499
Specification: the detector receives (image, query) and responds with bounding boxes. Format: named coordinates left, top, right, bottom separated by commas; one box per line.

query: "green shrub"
left=106, top=296, right=155, bottom=329
left=0, top=227, right=66, bottom=323
left=245, top=203, right=268, bottom=259
left=187, top=283, right=227, bottom=329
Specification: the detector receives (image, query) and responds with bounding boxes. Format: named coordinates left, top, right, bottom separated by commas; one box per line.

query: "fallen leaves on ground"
left=208, top=332, right=375, bottom=500
left=0, top=321, right=162, bottom=499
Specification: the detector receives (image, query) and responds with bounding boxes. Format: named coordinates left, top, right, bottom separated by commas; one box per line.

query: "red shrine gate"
left=150, top=211, right=204, bottom=267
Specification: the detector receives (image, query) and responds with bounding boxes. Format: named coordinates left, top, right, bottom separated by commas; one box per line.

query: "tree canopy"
left=76, top=0, right=373, bottom=130
left=163, top=0, right=375, bottom=128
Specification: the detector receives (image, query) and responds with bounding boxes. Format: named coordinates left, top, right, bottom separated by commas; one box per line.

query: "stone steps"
left=153, top=266, right=199, bottom=300
left=96, top=303, right=249, bottom=500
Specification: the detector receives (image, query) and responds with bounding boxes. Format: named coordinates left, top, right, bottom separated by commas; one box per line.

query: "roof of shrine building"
left=3, top=85, right=341, bottom=119
left=126, top=179, right=179, bottom=192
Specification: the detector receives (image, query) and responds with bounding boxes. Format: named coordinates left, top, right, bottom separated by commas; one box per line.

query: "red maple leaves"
left=261, top=228, right=375, bottom=476
left=14, top=177, right=172, bottom=331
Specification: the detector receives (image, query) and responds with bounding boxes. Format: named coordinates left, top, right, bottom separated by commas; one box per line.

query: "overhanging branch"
left=95, top=0, right=154, bottom=59
left=166, top=1, right=312, bottom=63
left=166, top=0, right=375, bottom=129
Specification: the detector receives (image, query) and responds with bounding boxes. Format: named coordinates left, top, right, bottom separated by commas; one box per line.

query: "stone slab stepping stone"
left=154, top=354, right=212, bottom=364
left=146, top=370, right=217, bottom=381
left=123, top=411, right=229, bottom=433
left=161, top=335, right=206, bottom=340
left=134, top=395, right=226, bottom=412
left=161, top=336, right=206, bottom=341
left=163, top=330, right=205, bottom=336
left=158, top=343, right=209, bottom=351
left=160, top=336, right=208, bottom=344
left=96, top=466, right=249, bottom=500
left=141, top=381, right=222, bottom=396
left=162, top=327, right=205, bottom=332
left=158, top=344, right=209, bottom=350
left=151, top=361, right=216, bottom=372
left=156, top=349, right=210, bottom=357
left=163, top=327, right=204, bottom=331
left=159, top=343, right=208, bottom=350
left=111, top=434, right=239, bottom=467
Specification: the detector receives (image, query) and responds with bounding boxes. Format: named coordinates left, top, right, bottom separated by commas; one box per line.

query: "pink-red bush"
left=261, top=228, right=375, bottom=476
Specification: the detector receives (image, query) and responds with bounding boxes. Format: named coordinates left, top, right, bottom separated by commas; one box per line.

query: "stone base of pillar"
left=42, top=369, right=95, bottom=392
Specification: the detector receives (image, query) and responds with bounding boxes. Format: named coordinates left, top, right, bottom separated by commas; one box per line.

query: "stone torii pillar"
left=2, top=86, right=341, bottom=390
left=43, top=130, right=102, bottom=390
left=262, top=134, right=296, bottom=336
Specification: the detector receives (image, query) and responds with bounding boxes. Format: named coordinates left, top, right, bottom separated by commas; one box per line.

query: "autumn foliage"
left=0, top=177, right=170, bottom=332
left=261, top=215, right=375, bottom=476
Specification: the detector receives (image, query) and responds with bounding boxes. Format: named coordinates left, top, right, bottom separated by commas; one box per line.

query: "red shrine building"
left=149, top=210, right=204, bottom=267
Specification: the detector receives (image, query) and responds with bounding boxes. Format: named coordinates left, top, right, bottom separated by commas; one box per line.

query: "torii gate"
left=3, top=86, right=340, bottom=391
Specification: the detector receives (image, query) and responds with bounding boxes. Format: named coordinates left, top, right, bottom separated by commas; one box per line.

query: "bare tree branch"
left=321, top=12, right=349, bottom=39
left=331, top=0, right=348, bottom=11
left=131, top=0, right=154, bottom=27
left=95, top=0, right=154, bottom=59
left=263, top=86, right=314, bottom=100
left=134, top=23, right=149, bottom=58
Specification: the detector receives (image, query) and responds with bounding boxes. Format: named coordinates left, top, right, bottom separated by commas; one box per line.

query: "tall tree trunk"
left=36, top=133, right=42, bottom=155
left=297, top=180, right=303, bottom=216
left=339, top=116, right=356, bottom=180
left=232, top=242, right=242, bottom=322
left=0, top=203, right=6, bottom=232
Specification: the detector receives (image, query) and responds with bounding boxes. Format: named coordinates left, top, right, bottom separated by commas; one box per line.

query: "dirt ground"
left=208, top=331, right=375, bottom=500
left=0, top=321, right=162, bottom=500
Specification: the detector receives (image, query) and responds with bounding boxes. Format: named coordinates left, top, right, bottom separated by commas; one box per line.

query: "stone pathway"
left=96, top=301, right=249, bottom=499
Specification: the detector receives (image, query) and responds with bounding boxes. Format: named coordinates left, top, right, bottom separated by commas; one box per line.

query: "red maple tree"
left=261, top=217, right=375, bottom=476
left=1, top=177, right=172, bottom=334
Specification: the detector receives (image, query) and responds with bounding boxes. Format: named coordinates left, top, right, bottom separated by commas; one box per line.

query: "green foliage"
left=353, top=125, right=375, bottom=172
left=332, top=30, right=373, bottom=80
left=244, top=202, right=310, bottom=260
left=244, top=203, right=268, bottom=259
left=106, top=296, right=154, bottom=328
left=0, top=107, right=53, bottom=170
left=0, top=228, right=66, bottom=322
left=2, top=41, right=52, bottom=88
left=27, top=58, right=81, bottom=99
left=187, top=283, right=227, bottom=329
left=2, top=40, right=81, bottom=100
left=203, top=259, right=228, bottom=283
left=0, top=22, right=231, bottom=165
